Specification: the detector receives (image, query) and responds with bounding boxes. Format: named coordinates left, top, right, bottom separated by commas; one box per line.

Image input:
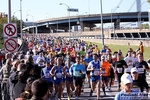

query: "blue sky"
left=0, top=0, right=149, bottom=22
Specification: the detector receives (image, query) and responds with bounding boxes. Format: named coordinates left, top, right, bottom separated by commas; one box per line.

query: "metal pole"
left=32, top=16, right=34, bottom=34
left=100, top=0, right=104, bottom=47
left=20, top=0, right=23, bottom=41
left=57, top=20, right=58, bottom=33
left=68, top=10, right=71, bottom=40
left=36, top=24, right=38, bottom=34
left=111, top=11, right=113, bottom=38
left=8, top=0, right=11, bottom=23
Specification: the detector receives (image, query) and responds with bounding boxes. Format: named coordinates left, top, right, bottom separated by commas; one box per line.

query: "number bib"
left=39, top=63, right=44, bottom=67
left=138, top=68, right=144, bottom=74
left=132, top=88, right=141, bottom=92
left=102, top=69, right=106, bottom=74
left=45, top=73, right=50, bottom=78
left=117, top=68, right=122, bottom=73
left=75, top=71, right=81, bottom=76
left=56, top=73, right=62, bottom=78
left=94, top=69, right=100, bottom=76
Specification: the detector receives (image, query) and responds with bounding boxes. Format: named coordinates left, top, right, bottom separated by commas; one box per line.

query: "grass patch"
left=86, top=41, right=150, bottom=61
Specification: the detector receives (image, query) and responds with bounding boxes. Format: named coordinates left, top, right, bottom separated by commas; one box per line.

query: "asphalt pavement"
left=49, top=75, right=150, bottom=100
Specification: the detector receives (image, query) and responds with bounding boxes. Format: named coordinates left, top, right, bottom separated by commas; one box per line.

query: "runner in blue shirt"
left=41, top=58, right=54, bottom=96
left=87, top=53, right=101, bottom=100
left=50, top=57, right=65, bottom=100
left=84, top=51, right=93, bottom=88
left=69, top=56, right=86, bottom=99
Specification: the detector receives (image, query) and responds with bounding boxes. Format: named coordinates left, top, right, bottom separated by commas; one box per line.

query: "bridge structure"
left=23, top=11, right=149, bottom=34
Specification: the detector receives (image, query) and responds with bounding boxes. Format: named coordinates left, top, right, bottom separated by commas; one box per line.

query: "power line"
left=117, top=0, right=124, bottom=7
left=127, top=0, right=136, bottom=12
left=113, top=0, right=124, bottom=12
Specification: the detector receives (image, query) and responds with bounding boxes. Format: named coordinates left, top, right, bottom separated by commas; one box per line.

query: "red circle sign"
left=4, top=24, right=16, bottom=36
left=4, top=38, right=17, bottom=52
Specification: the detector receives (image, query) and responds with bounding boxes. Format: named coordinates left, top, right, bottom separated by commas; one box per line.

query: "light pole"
left=59, top=3, right=71, bottom=39
left=100, top=0, right=104, bottom=47
left=111, top=6, right=119, bottom=39
left=57, top=20, right=58, bottom=33
left=8, top=0, right=11, bottom=23
left=27, top=14, right=34, bottom=34
left=20, top=0, right=23, bottom=41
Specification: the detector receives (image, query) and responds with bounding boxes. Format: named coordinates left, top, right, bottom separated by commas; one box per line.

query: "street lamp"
left=100, top=0, right=104, bottom=47
left=27, top=14, right=34, bottom=34
left=26, top=9, right=30, bottom=20
left=59, top=3, right=71, bottom=39
left=12, top=10, right=20, bottom=18
left=111, top=6, right=119, bottom=39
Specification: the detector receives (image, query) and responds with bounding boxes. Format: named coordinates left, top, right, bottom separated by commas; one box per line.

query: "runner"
left=124, top=50, right=134, bottom=74
left=133, top=52, right=149, bottom=80
left=65, top=55, right=74, bottom=100
left=84, top=51, right=93, bottom=88
left=87, top=53, right=101, bottom=99
left=101, top=55, right=111, bottom=95
left=130, top=67, right=149, bottom=92
left=114, top=53, right=127, bottom=91
left=50, top=57, right=65, bottom=100
left=41, top=58, right=54, bottom=97
left=115, top=73, right=141, bottom=100
left=69, top=56, right=86, bottom=99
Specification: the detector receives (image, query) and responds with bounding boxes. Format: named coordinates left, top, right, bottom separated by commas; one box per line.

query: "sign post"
left=3, top=23, right=18, bottom=53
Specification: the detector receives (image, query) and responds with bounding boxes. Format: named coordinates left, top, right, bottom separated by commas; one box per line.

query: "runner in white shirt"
left=124, top=50, right=135, bottom=73
left=32, top=50, right=39, bottom=65
left=36, top=52, right=45, bottom=67
left=132, top=51, right=138, bottom=62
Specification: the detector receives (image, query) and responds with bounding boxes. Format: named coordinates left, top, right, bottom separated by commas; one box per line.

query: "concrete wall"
left=80, top=38, right=150, bottom=47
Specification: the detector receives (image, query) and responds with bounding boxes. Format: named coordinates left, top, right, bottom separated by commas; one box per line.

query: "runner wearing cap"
left=131, top=67, right=149, bottom=92
left=115, top=73, right=141, bottom=100
left=87, top=53, right=101, bottom=99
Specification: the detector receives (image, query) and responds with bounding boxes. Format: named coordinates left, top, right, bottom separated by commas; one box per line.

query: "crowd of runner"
left=0, top=34, right=149, bottom=100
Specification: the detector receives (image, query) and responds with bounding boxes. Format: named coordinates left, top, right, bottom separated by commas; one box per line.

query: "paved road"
left=50, top=75, right=150, bottom=100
